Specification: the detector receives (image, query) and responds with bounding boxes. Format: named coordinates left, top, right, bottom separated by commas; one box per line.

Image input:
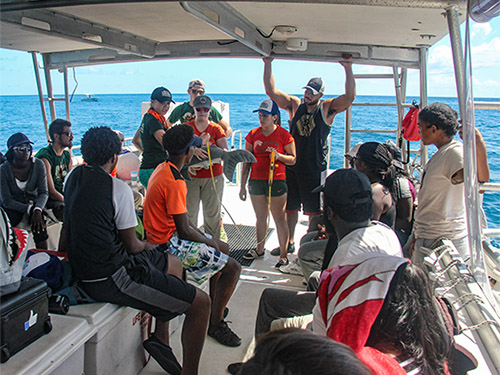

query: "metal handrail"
left=230, top=130, right=244, bottom=185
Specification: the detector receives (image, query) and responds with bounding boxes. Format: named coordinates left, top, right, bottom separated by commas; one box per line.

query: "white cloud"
left=125, top=70, right=134, bottom=75
left=471, top=37, right=500, bottom=68
left=471, top=22, right=492, bottom=38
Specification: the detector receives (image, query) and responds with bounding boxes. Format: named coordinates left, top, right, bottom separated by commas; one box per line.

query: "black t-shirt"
left=64, top=165, right=129, bottom=280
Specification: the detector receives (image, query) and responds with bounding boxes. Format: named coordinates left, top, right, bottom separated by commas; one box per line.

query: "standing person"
left=0, top=133, right=48, bottom=249
left=263, top=56, right=355, bottom=255
left=239, top=99, right=296, bottom=268
left=135, top=87, right=174, bottom=188
left=412, top=102, right=489, bottom=264
left=35, top=118, right=73, bottom=221
left=60, top=126, right=211, bottom=375
left=168, top=79, right=233, bottom=137
left=185, top=95, right=228, bottom=240
left=143, top=124, right=242, bottom=347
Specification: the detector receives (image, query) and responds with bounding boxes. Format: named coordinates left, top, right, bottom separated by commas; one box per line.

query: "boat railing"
left=480, top=182, right=500, bottom=239
left=230, top=130, right=244, bottom=185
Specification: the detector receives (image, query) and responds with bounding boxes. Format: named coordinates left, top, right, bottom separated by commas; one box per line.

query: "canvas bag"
left=0, top=207, right=29, bottom=296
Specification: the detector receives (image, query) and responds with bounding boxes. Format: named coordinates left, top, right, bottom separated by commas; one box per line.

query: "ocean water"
left=1, top=93, right=499, bottom=243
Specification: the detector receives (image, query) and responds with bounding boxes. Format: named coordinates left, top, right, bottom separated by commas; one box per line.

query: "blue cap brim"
left=190, top=136, right=203, bottom=148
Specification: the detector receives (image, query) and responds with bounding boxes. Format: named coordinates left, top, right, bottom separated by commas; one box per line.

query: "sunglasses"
left=58, top=131, right=73, bottom=137
left=195, top=107, right=210, bottom=113
left=191, top=89, right=205, bottom=95
left=13, top=145, right=32, bottom=152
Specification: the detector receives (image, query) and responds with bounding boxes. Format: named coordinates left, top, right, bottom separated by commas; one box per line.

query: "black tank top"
left=289, top=102, right=331, bottom=172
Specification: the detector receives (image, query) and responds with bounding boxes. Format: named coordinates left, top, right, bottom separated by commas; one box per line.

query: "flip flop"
left=143, top=334, right=182, bottom=375
left=243, top=249, right=264, bottom=260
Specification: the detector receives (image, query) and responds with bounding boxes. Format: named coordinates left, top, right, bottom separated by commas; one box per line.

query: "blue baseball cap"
left=151, top=87, right=175, bottom=103
left=253, top=99, right=279, bottom=115
left=172, top=135, right=203, bottom=155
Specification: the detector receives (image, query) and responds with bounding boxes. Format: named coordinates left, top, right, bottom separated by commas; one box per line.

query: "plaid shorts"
left=156, top=233, right=228, bottom=284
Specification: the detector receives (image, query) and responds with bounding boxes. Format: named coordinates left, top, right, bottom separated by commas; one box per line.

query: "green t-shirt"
left=35, top=145, right=71, bottom=194
left=139, top=112, right=167, bottom=169
left=168, top=101, right=223, bottom=125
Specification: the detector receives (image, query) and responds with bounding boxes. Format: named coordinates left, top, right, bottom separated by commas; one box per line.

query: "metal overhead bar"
left=180, top=1, right=272, bottom=56
left=41, top=41, right=422, bottom=69
left=0, top=9, right=158, bottom=57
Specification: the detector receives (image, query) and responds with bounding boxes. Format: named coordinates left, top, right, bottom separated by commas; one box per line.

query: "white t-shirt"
left=112, top=177, right=138, bottom=230
left=328, top=221, right=402, bottom=268
left=414, top=139, right=466, bottom=240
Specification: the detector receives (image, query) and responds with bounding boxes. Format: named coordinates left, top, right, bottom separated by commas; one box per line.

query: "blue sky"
left=1, top=18, right=499, bottom=98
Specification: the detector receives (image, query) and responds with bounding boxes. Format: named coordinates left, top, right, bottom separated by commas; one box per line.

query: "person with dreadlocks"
left=352, top=141, right=397, bottom=229
left=239, top=99, right=296, bottom=268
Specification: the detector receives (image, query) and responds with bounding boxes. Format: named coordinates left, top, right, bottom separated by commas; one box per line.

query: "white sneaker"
left=278, top=258, right=303, bottom=276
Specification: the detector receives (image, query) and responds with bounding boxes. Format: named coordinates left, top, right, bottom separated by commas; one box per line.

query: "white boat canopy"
left=1, top=0, right=467, bottom=69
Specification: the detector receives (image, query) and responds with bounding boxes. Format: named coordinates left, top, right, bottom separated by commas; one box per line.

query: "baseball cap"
left=302, top=77, right=325, bottom=95
left=172, top=135, right=203, bottom=155
left=345, top=143, right=362, bottom=161
left=7, top=132, right=34, bottom=150
left=188, top=79, right=206, bottom=91
left=193, top=95, right=212, bottom=109
left=253, top=99, right=279, bottom=115
left=314, top=169, right=373, bottom=222
left=151, top=87, right=175, bottom=103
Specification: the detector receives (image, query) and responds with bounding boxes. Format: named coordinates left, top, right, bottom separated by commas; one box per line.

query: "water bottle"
left=130, top=170, right=138, bottom=186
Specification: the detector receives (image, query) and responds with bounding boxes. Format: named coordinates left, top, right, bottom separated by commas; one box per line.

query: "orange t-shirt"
left=143, top=161, right=187, bottom=244
left=185, top=120, right=225, bottom=179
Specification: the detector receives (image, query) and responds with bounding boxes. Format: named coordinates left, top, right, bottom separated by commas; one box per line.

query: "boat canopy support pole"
left=63, top=66, right=70, bottom=121
left=42, top=54, right=57, bottom=122
left=31, top=52, right=50, bottom=142
left=446, top=7, right=467, bottom=116
left=419, top=47, right=429, bottom=166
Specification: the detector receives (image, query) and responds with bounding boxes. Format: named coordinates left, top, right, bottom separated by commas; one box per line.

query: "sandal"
left=208, top=320, right=241, bottom=347
left=143, top=334, right=182, bottom=375
left=270, top=243, right=295, bottom=256
left=243, top=249, right=264, bottom=260
left=274, top=257, right=289, bottom=269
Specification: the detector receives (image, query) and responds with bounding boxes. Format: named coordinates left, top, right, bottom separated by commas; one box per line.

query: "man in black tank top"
left=262, top=56, right=356, bottom=256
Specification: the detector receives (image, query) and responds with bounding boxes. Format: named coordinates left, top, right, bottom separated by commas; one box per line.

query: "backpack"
left=402, top=104, right=420, bottom=142
left=0, top=207, right=29, bottom=296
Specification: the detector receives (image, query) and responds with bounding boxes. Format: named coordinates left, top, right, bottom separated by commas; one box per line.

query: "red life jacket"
left=402, top=106, right=420, bottom=141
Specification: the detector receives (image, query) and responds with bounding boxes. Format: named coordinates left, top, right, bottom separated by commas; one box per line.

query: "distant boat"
left=81, top=94, right=99, bottom=102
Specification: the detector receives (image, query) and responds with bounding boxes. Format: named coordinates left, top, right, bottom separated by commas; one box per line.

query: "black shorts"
left=285, top=168, right=325, bottom=215
left=248, top=179, right=287, bottom=197
left=80, top=250, right=196, bottom=322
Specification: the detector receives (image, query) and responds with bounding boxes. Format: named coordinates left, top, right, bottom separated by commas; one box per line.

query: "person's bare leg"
left=250, top=194, right=270, bottom=255
left=270, top=194, right=289, bottom=259
left=210, top=258, right=241, bottom=325
left=181, top=289, right=210, bottom=375
left=287, top=211, right=299, bottom=249
left=154, top=254, right=183, bottom=346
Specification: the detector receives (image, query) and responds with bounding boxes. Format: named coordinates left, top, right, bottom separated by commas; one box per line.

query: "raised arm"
left=324, top=58, right=356, bottom=123
left=263, top=57, right=300, bottom=116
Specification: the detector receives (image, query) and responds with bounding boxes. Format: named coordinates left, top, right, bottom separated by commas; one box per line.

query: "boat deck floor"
left=139, top=183, right=310, bottom=375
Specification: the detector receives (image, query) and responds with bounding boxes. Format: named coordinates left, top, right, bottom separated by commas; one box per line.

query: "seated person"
left=35, top=119, right=73, bottom=221
left=231, top=169, right=402, bottom=349
left=60, top=126, right=210, bottom=375
left=314, top=253, right=452, bottom=375
left=353, top=142, right=396, bottom=228
left=0, top=133, right=48, bottom=249
left=234, top=328, right=371, bottom=375
left=143, top=124, right=242, bottom=347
